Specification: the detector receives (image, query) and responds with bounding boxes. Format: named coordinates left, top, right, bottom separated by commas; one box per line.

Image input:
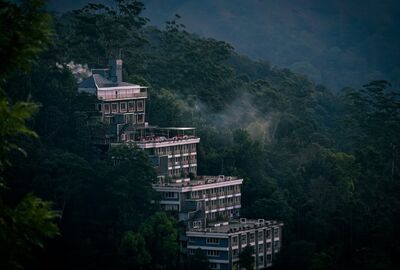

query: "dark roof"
left=78, top=76, right=96, bottom=89
left=78, top=73, right=138, bottom=89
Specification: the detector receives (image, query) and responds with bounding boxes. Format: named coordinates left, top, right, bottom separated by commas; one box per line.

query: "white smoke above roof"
left=56, top=61, right=92, bottom=83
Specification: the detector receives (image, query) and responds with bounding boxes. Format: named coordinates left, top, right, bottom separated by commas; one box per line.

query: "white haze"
left=196, top=93, right=280, bottom=145
left=56, top=61, right=92, bottom=82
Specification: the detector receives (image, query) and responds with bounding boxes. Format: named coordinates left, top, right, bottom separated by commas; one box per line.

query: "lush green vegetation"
left=140, top=0, right=400, bottom=91
left=1, top=0, right=399, bottom=270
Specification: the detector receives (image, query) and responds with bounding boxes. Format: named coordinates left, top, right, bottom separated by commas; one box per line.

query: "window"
left=193, top=220, right=201, bottom=229
left=241, top=234, right=247, bottom=244
left=125, top=114, right=135, bottom=124
left=128, top=101, right=135, bottom=112
left=104, top=103, right=110, bottom=114
left=259, top=256, right=264, bottom=264
left=274, top=228, right=279, bottom=238
left=165, top=192, right=177, bottom=198
left=120, top=102, right=127, bottom=112
left=206, top=238, right=220, bottom=244
left=165, top=204, right=178, bottom=211
left=189, top=249, right=195, bottom=255
left=250, top=233, right=255, bottom=242
left=258, top=231, right=263, bottom=241
left=104, top=116, right=115, bottom=124
left=266, top=230, right=271, bottom=239
left=258, top=244, right=264, bottom=253
left=111, top=103, right=118, bottom=113
left=274, top=241, right=279, bottom=249
left=267, top=254, right=272, bottom=262
left=96, top=103, right=102, bottom=111
left=188, top=237, right=196, bottom=243
left=121, top=133, right=126, bottom=141
left=137, top=114, right=144, bottom=124
left=137, top=100, right=144, bottom=111
left=210, top=263, right=220, bottom=269
left=207, top=250, right=220, bottom=257
left=232, top=236, right=238, bottom=245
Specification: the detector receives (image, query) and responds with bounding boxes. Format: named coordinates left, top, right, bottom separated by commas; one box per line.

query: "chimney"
left=108, top=59, right=123, bottom=84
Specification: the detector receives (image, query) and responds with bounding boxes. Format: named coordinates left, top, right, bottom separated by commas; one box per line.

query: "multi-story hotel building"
left=186, top=219, right=283, bottom=270
left=78, top=59, right=200, bottom=178
left=153, top=175, right=242, bottom=226
left=79, top=59, right=283, bottom=269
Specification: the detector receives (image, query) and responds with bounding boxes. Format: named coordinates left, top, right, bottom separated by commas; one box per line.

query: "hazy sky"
left=48, top=0, right=400, bottom=89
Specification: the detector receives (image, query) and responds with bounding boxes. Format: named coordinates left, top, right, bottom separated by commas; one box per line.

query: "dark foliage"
left=1, top=1, right=400, bottom=270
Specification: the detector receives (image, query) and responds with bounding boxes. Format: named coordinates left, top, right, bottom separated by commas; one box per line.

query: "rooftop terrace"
left=188, top=219, right=283, bottom=234
left=135, top=134, right=198, bottom=144
left=155, top=175, right=242, bottom=188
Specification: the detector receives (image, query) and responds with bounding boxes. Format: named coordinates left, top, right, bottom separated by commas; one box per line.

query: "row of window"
left=190, top=185, right=241, bottom=199
left=206, top=238, right=220, bottom=244
left=168, top=166, right=197, bottom=177
left=169, top=156, right=197, bottom=166
left=206, top=209, right=239, bottom=221
left=154, top=144, right=197, bottom=155
left=193, top=220, right=202, bottom=229
left=207, top=250, right=220, bottom=257
left=231, top=243, right=274, bottom=258
left=104, top=113, right=144, bottom=126
left=205, top=197, right=240, bottom=207
left=164, top=192, right=178, bottom=199
left=164, top=204, right=178, bottom=211
left=99, top=100, right=144, bottom=114
left=231, top=229, right=278, bottom=246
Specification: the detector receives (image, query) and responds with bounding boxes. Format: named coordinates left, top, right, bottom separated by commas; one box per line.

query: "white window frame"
left=137, top=114, right=144, bottom=124
left=125, top=113, right=135, bottom=124
left=128, top=101, right=135, bottom=112
left=120, top=102, right=127, bottom=112
left=111, top=103, right=118, bottom=113
left=104, top=103, right=110, bottom=114
left=137, top=100, right=144, bottom=111
left=206, top=238, right=220, bottom=245
left=207, top=250, right=220, bottom=257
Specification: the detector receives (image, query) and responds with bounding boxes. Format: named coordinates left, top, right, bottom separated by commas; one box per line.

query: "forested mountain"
left=49, top=0, right=400, bottom=90
left=1, top=1, right=399, bottom=270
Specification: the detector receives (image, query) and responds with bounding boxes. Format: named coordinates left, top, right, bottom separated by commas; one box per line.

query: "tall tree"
left=0, top=1, right=59, bottom=269
left=239, top=245, right=255, bottom=270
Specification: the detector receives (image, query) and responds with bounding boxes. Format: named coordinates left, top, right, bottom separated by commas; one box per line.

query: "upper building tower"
left=78, top=59, right=148, bottom=143
left=78, top=59, right=200, bottom=178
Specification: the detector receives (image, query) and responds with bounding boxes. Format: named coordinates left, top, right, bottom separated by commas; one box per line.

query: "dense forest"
left=137, top=0, right=400, bottom=90
left=1, top=1, right=399, bottom=270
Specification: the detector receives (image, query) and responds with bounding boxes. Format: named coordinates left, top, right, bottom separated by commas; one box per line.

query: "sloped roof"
left=78, top=74, right=139, bottom=89
left=78, top=76, right=96, bottom=89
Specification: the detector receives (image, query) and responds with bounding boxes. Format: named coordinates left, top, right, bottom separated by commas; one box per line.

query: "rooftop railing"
left=98, top=91, right=147, bottom=100
left=136, top=135, right=199, bottom=144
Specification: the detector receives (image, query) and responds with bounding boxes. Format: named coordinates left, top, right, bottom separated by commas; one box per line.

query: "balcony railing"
left=98, top=91, right=147, bottom=100
left=169, top=160, right=197, bottom=166
left=205, top=201, right=240, bottom=210
left=190, top=190, right=241, bottom=199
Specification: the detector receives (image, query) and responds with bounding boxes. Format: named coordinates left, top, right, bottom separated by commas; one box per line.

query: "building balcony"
left=169, top=160, right=197, bottom=167
left=191, top=190, right=241, bottom=200
left=205, top=202, right=241, bottom=211
left=136, top=135, right=200, bottom=149
left=97, top=91, right=147, bottom=101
